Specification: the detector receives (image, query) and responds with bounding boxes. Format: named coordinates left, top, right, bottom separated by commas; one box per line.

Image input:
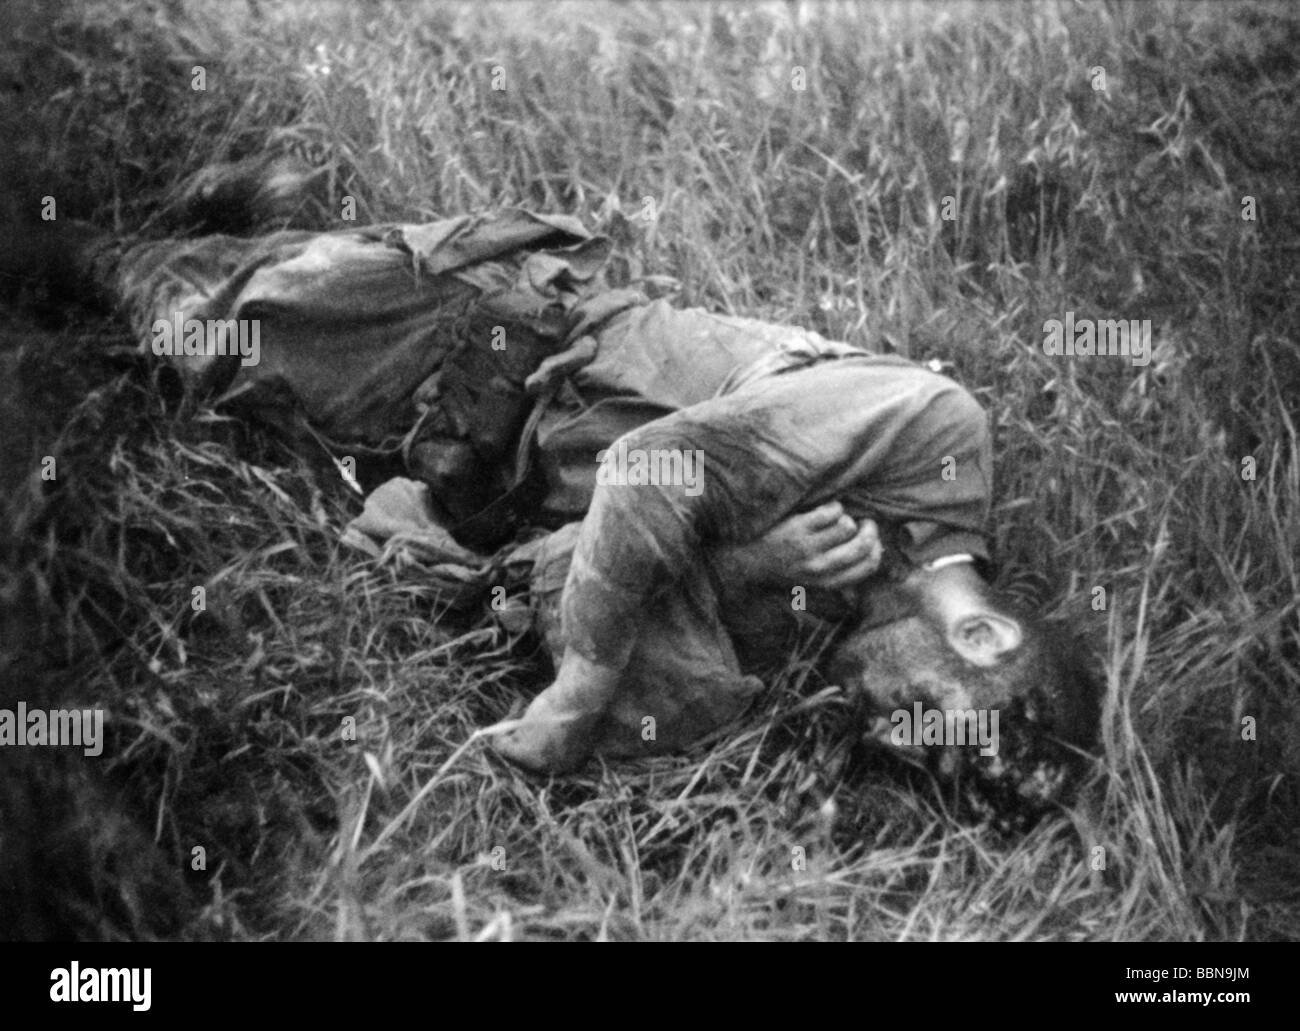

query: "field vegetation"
left=1, top=0, right=1297, bottom=940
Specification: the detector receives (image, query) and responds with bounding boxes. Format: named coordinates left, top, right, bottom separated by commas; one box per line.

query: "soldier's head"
left=828, top=559, right=1100, bottom=818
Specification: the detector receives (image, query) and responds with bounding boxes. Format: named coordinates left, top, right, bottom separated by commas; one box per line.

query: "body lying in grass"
left=41, top=156, right=1100, bottom=819
left=491, top=323, right=1101, bottom=821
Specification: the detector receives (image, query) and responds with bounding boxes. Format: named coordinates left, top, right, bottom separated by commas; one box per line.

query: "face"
left=830, top=572, right=1008, bottom=708
left=830, top=607, right=993, bottom=715
left=828, top=580, right=1096, bottom=820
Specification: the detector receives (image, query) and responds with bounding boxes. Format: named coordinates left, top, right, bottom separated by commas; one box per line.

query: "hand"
left=714, top=502, right=882, bottom=590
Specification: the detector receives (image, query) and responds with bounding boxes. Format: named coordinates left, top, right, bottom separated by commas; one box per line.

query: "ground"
left=1, top=0, right=1298, bottom=941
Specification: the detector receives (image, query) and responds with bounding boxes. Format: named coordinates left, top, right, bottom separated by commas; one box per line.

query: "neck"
left=907, top=560, right=993, bottom=631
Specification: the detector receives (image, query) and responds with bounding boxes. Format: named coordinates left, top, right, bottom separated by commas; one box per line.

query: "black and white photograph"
left=0, top=0, right=1295, bottom=972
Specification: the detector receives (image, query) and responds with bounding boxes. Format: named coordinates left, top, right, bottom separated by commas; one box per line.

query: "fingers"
left=799, top=502, right=860, bottom=550
left=797, top=501, right=846, bottom=531
left=808, top=517, right=879, bottom=571
left=814, top=550, right=883, bottom=589
left=729, top=505, right=883, bottom=589
left=523, top=335, right=599, bottom=395
left=806, top=518, right=882, bottom=585
left=744, top=503, right=850, bottom=574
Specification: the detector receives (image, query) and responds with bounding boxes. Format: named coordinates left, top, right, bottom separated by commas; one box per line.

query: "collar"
left=921, top=552, right=976, bottom=572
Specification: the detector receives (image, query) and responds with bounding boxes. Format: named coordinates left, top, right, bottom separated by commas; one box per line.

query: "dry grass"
left=1, top=0, right=1297, bottom=940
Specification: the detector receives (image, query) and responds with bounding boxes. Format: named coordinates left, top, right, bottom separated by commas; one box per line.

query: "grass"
left=1, top=0, right=1297, bottom=941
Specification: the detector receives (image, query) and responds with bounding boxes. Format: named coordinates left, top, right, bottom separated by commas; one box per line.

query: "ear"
left=948, top=613, right=1022, bottom=667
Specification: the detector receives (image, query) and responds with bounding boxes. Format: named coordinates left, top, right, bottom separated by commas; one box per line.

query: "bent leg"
left=497, top=522, right=764, bottom=770
left=492, top=406, right=804, bottom=771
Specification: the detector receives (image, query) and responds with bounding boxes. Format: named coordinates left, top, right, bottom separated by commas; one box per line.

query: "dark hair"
left=835, top=580, right=1103, bottom=819
left=978, top=586, right=1102, bottom=752
left=953, top=591, right=1103, bottom=816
